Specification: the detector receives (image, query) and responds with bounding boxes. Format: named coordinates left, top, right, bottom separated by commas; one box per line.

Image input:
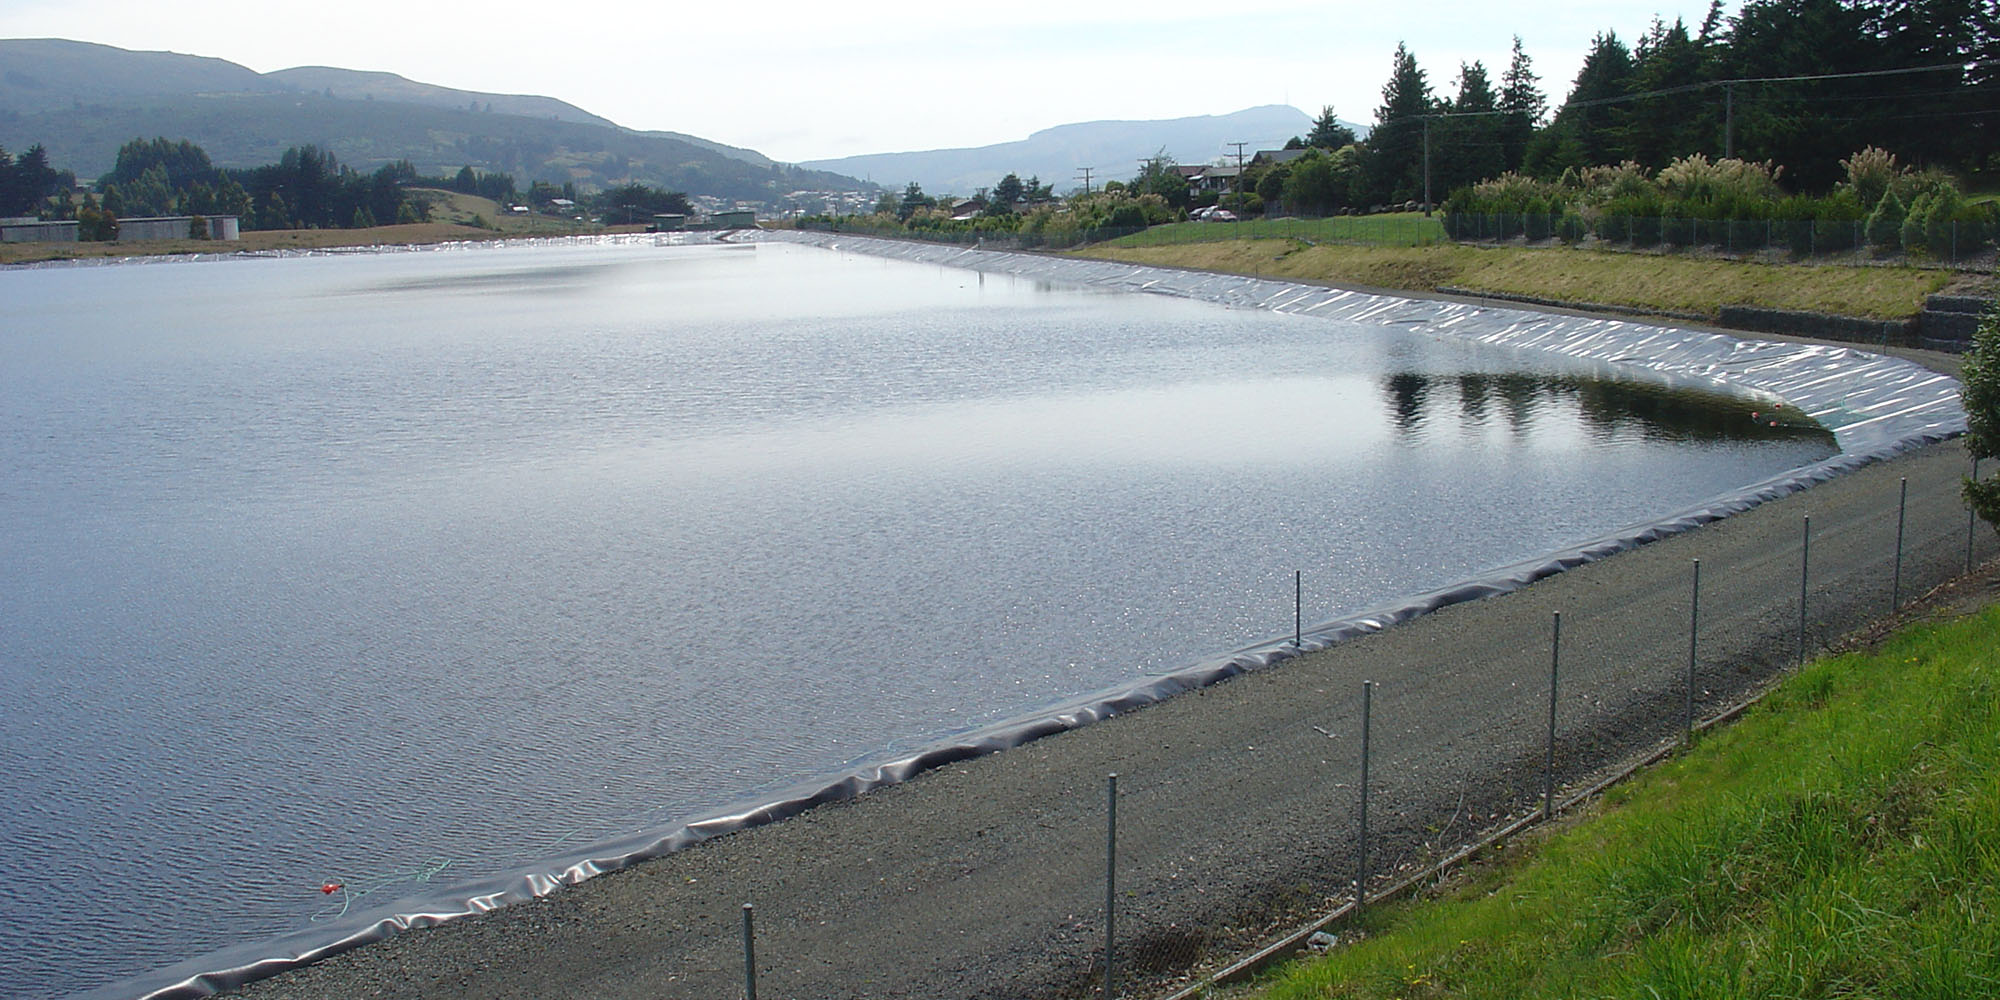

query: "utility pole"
left=1724, top=84, right=1735, bottom=160
left=1422, top=115, right=1433, bottom=216
left=1075, top=166, right=1094, bottom=194
left=1228, top=142, right=1248, bottom=169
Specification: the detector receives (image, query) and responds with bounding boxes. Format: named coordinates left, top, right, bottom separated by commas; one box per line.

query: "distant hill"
left=800, top=106, right=1360, bottom=196
left=0, top=38, right=867, bottom=205
left=265, top=66, right=616, bottom=128
left=0, top=37, right=281, bottom=110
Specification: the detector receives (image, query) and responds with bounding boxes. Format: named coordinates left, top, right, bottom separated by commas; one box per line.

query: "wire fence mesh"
left=796, top=212, right=1995, bottom=269
left=702, top=447, right=1997, bottom=1000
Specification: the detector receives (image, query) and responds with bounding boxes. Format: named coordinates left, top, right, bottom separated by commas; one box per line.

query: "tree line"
left=1328, top=0, right=1994, bottom=213
left=1219, top=0, right=1994, bottom=219
left=0, top=144, right=70, bottom=217
left=5, top=136, right=697, bottom=238
left=43, top=138, right=431, bottom=235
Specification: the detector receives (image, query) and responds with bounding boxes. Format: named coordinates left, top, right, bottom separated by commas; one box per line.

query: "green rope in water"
left=312, top=857, right=455, bottom=921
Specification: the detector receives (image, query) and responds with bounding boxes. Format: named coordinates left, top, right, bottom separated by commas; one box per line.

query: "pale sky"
left=0, top=1, right=1728, bottom=164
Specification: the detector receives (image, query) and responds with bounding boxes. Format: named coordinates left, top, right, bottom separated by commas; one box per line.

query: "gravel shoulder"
left=223, top=342, right=1995, bottom=1000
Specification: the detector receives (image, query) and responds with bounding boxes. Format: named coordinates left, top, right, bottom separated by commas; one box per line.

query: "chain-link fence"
left=1443, top=211, right=1996, bottom=267
left=793, top=212, right=1995, bottom=269
left=691, top=449, right=1994, bottom=1000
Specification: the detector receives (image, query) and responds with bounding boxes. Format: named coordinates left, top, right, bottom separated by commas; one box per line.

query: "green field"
left=1241, top=604, right=2000, bottom=1000
left=1100, top=213, right=1448, bottom=249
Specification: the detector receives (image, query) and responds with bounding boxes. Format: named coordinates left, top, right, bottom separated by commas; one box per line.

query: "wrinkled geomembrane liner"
left=101, top=232, right=1967, bottom=1000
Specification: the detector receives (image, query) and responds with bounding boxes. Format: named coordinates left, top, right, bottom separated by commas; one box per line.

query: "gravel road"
left=225, top=345, right=1996, bottom=1000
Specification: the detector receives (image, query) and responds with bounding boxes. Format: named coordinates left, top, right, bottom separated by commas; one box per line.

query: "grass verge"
left=1100, top=213, right=1447, bottom=249
left=1239, top=603, right=2000, bottom=1000
left=1076, top=239, right=1955, bottom=321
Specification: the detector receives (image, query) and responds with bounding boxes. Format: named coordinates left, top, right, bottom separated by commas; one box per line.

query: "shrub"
left=1902, top=189, right=1942, bottom=257
left=1964, top=303, right=2000, bottom=532
left=1865, top=189, right=1906, bottom=251
left=1523, top=197, right=1552, bottom=240
left=1661, top=214, right=1695, bottom=247
left=1575, top=161, right=1654, bottom=202
left=1557, top=209, right=1589, bottom=244
left=1601, top=192, right=1664, bottom=245
left=1658, top=154, right=1785, bottom=208
left=1726, top=216, right=1770, bottom=250
left=1839, top=146, right=1901, bottom=210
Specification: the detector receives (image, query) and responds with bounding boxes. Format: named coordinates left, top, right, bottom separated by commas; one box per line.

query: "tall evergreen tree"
left=1697, top=0, right=1727, bottom=43
left=0, top=145, right=16, bottom=215
left=1619, top=18, right=1713, bottom=168
left=1307, top=105, right=1359, bottom=149
left=1860, top=0, right=2000, bottom=183
left=1498, top=36, right=1547, bottom=174
left=1723, top=0, right=1882, bottom=189
left=1437, top=62, right=1506, bottom=194
left=1526, top=31, right=1635, bottom=175
left=1363, top=42, right=1439, bottom=205
left=0, top=144, right=63, bottom=216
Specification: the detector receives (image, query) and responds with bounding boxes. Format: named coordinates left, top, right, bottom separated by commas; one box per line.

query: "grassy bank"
left=1243, top=602, right=2000, bottom=1000
left=1102, top=214, right=1447, bottom=249
left=1077, top=239, right=1958, bottom=321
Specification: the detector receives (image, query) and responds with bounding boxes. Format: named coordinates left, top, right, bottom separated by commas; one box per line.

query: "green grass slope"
left=1249, top=604, right=2000, bottom=1000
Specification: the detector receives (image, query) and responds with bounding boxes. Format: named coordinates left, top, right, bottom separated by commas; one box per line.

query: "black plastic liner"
left=90, top=232, right=1967, bottom=1000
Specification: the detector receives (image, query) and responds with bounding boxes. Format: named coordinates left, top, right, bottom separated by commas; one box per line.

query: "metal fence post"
left=1799, top=515, right=1811, bottom=667
left=1973, top=456, right=1983, bottom=575
left=742, top=903, right=757, bottom=1000
left=1294, top=569, right=1302, bottom=648
left=1105, top=774, right=1118, bottom=1000
left=1893, top=477, right=1908, bottom=610
left=1357, top=680, right=1372, bottom=912
left=1544, top=612, right=1561, bottom=821
left=1687, top=560, right=1700, bottom=744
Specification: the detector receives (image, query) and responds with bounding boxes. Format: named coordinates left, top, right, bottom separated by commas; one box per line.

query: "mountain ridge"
left=801, top=105, right=1365, bottom=195
left=0, top=38, right=856, bottom=205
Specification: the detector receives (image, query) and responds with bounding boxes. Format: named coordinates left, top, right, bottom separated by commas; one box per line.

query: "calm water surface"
left=0, top=239, right=1834, bottom=998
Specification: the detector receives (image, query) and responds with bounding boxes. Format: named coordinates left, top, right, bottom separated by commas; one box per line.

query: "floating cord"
left=312, top=857, right=455, bottom=921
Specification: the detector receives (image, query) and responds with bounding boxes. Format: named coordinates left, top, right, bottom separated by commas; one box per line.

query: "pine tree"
left=1526, top=31, right=1634, bottom=175
left=1363, top=42, right=1438, bottom=206
left=1437, top=62, right=1506, bottom=194
left=1498, top=36, right=1547, bottom=174
left=1619, top=18, right=1712, bottom=168
left=0, top=144, right=17, bottom=215
left=1307, top=106, right=1358, bottom=149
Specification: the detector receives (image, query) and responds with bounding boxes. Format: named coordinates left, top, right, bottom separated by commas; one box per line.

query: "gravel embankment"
left=227, top=349, right=1995, bottom=1000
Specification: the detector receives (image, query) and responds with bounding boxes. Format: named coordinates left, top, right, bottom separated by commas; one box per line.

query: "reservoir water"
left=0, top=238, right=1835, bottom=998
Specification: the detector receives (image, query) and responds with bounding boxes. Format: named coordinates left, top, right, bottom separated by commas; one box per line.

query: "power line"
left=1407, top=60, right=1974, bottom=122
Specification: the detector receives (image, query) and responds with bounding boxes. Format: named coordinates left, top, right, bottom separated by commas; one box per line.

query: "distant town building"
left=652, top=214, right=688, bottom=231
left=708, top=209, right=756, bottom=229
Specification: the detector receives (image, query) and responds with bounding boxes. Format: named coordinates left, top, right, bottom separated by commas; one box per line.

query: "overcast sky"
left=1, top=1, right=1728, bottom=164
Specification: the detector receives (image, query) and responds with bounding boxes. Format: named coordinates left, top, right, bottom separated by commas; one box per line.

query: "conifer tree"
left=1498, top=36, right=1546, bottom=174
left=1307, top=106, right=1358, bottom=149
left=1437, top=61, right=1505, bottom=194
left=1363, top=43, right=1438, bottom=206
left=1525, top=31, right=1633, bottom=176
